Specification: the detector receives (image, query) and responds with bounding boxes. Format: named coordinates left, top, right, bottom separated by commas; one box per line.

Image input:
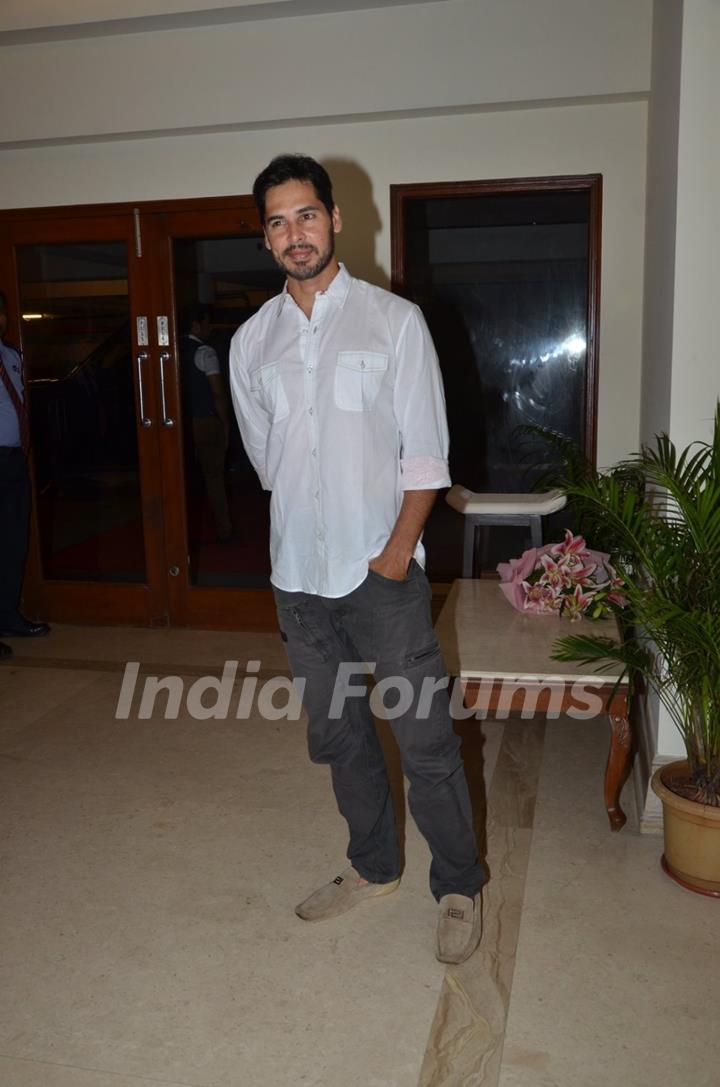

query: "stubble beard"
left=278, top=227, right=336, bottom=282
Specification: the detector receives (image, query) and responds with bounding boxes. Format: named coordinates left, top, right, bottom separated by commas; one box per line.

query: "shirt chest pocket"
left=334, top=351, right=388, bottom=412
left=249, top=361, right=289, bottom=422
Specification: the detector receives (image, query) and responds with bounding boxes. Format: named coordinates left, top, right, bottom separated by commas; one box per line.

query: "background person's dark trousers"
left=0, top=447, right=30, bottom=628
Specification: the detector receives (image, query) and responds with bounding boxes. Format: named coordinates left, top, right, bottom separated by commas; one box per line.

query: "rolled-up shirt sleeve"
left=393, top=305, right=452, bottom=490
left=229, top=333, right=272, bottom=491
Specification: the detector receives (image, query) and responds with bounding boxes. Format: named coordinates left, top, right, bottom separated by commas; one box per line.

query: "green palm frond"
left=526, top=403, right=720, bottom=801
left=552, top=632, right=652, bottom=681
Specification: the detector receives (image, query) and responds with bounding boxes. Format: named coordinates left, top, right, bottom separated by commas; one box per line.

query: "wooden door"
left=145, top=200, right=284, bottom=629
left=1, top=197, right=286, bottom=630
left=3, top=209, right=167, bottom=625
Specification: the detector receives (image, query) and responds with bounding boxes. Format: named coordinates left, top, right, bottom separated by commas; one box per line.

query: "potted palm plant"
left=534, top=409, right=720, bottom=896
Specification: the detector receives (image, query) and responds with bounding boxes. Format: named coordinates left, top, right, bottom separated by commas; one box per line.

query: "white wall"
left=0, top=0, right=656, bottom=448
left=0, top=99, right=648, bottom=467
left=0, top=0, right=653, bottom=472
left=641, top=0, right=719, bottom=455
left=656, top=0, right=720, bottom=766
left=646, top=0, right=720, bottom=761
left=640, top=0, right=682, bottom=446
left=0, top=0, right=651, bottom=145
left=636, top=0, right=685, bottom=799
left=637, top=0, right=720, bottom=824
left=0, top=0, right=653, bottom=462
left=668, top=0, right=720, bottom=451
left=0, top=1, right=660, bottom=783
left=0, top=0, right=652, bottom=465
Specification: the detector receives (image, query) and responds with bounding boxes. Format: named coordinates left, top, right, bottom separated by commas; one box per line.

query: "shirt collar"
left=276, top=262, right=352, bottom=317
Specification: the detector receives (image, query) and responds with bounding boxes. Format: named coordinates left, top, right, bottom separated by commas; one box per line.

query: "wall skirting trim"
left=640, top=753, right=681, bottom=835
left=632, top=692, right=669, bottom=835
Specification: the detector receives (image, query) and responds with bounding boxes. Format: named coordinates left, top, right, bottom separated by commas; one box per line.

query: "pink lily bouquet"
left=497, top=530, right=626, bottom=621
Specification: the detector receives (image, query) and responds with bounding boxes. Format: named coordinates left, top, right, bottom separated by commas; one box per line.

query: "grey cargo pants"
left=274, top=560, right=484, bottom=900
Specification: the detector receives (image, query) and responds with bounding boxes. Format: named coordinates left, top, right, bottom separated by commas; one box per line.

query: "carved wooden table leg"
left=604, top=688, right=632, bottom=831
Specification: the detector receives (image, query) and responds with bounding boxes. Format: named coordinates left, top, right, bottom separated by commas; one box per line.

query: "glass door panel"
left=402, top=190, right=591, bottom=493
left=17, top=241, right=147, bottom=583
left=2, top=197, right=288, bottom=630
left=171, top=233, right=283, bottom=589
left=392, top=178, right=601, bottom=578
left=7, top=211, right=166, bottom=626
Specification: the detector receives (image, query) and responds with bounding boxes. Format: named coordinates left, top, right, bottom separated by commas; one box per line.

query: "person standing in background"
left=179, top=305, right=234, bottom=543
left=0, top=290, right=50, bottom=659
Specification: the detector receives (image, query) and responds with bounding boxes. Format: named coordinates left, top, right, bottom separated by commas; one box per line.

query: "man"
left=179, top=305, right=233, bottom=542
left=0, top=290, right=50, bottom=659
left=230, top=155, right=484, bottom=963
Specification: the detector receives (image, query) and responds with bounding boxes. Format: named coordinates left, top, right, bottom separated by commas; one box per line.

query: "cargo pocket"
left=404, top=641, right=441, bottom=668
left=249, top=361, right=289, bottom=421
left=334, top=351, right=388, bottom=412
left=278, top=604, right=333, bottom=663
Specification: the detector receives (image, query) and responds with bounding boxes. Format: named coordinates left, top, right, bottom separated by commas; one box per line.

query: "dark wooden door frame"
left=0, top=194, right=259, bottom=225
left=390, top=174, right=603, bottom=466
left=0, top=194, right=278, bottom=629
left=2, top=210, right=167, bottom=626
left=148, top=205, right=277, bottom=631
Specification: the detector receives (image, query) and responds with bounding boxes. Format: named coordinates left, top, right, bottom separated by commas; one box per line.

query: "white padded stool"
left=446, top=485, right=568, bottom=576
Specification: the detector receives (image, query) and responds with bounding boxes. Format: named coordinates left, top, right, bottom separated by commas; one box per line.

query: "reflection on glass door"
left=392, top=176, right=601, bottom=577
left=17, top=242, right=147, bottom=583
left=401, top=190, right=593, bottom=492
left=172, top=234, right=284, bottom=588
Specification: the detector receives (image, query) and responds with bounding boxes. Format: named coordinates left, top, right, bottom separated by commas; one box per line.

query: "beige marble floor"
left=1, top=627, right=719, bottom=1087
left=498, top=719, right=720, bottom=1087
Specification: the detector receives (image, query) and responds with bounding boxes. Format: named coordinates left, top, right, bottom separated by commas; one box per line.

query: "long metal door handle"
left=136, top=352, right=152, bottom=428
left=158, top=352, right=175, bottom=428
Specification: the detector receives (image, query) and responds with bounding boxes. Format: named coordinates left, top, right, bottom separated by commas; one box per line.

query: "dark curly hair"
left=252, top=154, right=334, bottom=225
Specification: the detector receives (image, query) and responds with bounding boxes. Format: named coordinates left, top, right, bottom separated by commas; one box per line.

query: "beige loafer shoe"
left=436, top=890, right=483, bottom=963
left=295, top=867, right=400, bottom=922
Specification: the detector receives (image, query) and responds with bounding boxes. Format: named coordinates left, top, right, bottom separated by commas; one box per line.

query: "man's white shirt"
left=229, top=264, right=451, bottom=597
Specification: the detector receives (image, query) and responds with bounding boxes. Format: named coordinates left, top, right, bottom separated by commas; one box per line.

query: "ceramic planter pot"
left=651, top=760, right=720, bottom=897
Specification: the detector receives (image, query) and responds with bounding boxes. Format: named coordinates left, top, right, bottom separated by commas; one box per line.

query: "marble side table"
left=436, top=579, right=633, bottom=831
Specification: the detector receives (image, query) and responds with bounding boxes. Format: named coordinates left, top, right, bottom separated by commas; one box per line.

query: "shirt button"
left=311, top=448, right=317, bottom=457
left=308, top=407, right=313, bottom=415
left=313, top=326, right=318, bottom=334
left=307, top=366, right=312, bottom=374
